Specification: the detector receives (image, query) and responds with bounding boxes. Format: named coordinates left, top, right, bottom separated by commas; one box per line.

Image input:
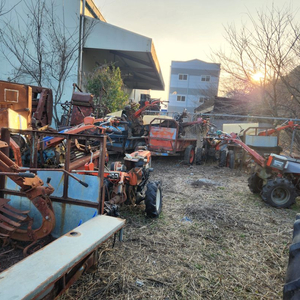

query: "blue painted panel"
left=4, top=195, right=43, bottom=230
left=5, top=177, right=21, bottom=191
left=3, top=194, right=98, bottom=238
left=3, top=172, right=101, bottom=238
left=37, top=171, right=64, bottom=197
left=68, top=174, right=100, bottom=203
left=4, top=172, right=99, bottom=201
left=5, top=171, right=64, bottom=198
left=51, top=202, right=98, bottom=238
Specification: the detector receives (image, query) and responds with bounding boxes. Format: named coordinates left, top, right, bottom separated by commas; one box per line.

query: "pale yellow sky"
left=95, top=0, right=298, bottom=100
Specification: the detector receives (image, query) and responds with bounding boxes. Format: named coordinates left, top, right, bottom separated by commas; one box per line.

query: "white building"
left=0, top=0, right=164, bottom=122
left=168, top=60, right=220, bottom=114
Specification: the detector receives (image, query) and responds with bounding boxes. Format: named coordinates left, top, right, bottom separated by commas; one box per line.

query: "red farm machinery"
left=219, top=128, right=300, bottom=208
left=146, top=111, right=209, bottom=165
left=0, top=127, right=126, bottom=299
left=0, top=81, right=127, bottom=299
left=0, top=80, right=164, bottom=299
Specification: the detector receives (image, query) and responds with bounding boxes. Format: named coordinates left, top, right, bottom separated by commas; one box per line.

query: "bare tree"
left=0, top=0, right=4, bottom=15
left=0, top=0, right=21, bottom=17
left=213, top=5, right=300, bottom=119
left=189, top=82, right=219, bottom=111
left=0, top=0, right=94, bottom=125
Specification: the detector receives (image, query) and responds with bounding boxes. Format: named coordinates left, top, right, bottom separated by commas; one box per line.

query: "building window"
left=199, top=97, right=209, bottom=104
left=178, top=74, right=188, bottom=80
left=201, top=75, right=210, bottom=82
left=177, top=95, right=186, bottom=102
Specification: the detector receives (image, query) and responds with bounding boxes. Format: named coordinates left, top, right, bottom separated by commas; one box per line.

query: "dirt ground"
left=59, top=157, right=298, bottom=300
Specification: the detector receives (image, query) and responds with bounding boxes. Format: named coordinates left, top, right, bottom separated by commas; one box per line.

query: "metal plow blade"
left=0, top=198, right=31, bottom=244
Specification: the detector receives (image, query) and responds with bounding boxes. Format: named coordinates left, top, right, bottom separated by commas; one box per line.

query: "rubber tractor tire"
left=248, top=173, right=263, bottom=194
left=261, top=178, right=296, bottom=208
left=228, top=150, right=235, bottom=169
left=195, top=148, right=203, bottom=165
left=184, top=145, right=195, bottom=165
left=219, top=150, right=227, bottom=167
left=145, top=181, right=162, bottom=218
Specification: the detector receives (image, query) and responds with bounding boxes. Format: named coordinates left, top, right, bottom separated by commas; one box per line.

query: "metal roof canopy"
left=83, top=17, right=165, bottom=91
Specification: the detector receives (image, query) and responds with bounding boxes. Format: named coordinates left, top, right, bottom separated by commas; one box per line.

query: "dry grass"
left=60, top=158, right=298, bottom=300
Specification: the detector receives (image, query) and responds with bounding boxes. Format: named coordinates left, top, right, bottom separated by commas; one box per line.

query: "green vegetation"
left=85, top=65, right=129, bottom=115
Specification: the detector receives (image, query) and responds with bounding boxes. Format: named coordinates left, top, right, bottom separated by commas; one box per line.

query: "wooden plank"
left=0, top=215, right=125, bottom=300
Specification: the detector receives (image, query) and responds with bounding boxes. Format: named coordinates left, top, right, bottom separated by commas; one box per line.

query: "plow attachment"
left=0, top=198, right=30, bottom=240
left=0, top=141, right=56, bottom=252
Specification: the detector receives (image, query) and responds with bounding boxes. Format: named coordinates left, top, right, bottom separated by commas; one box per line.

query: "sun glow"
left=251, top=72, right=264, bottom=82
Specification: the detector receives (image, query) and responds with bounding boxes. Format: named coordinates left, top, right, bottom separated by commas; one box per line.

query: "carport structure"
left=82, top=17, right=165, bottom=91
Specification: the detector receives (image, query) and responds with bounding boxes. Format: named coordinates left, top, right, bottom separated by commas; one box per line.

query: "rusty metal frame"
left=148, top=118, right=179, bottom=153
left=148, top=117, right=197, bottom=154
left=1, top=128, right=107, bottom=214
left=224, top=136, right=266, bottom=167
left=0, top=129, right=127, bottom=299
left=0, top=81, right=53, bottom=129
left=243, top=127, right=280, bottom=143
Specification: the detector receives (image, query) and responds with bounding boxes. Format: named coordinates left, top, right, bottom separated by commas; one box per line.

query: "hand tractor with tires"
left=218, top=121, right=300, bottom=170
left=223, top=132, right=300, bottom=208
left=81, top=149, right=163, bottom=218
left=195, top=133, right=232, bottom=167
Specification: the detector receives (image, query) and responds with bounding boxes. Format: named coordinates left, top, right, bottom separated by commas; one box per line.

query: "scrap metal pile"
left=0, top=81, right=166, bottom=254
left=1, top=80, right=300, bottom=298
left=0, top=78, right=213, bottom=264
left=0, top=81, right=163, bottom=298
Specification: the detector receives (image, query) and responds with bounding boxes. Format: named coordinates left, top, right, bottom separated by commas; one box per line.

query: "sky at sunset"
left=94, top=0, right=298, bottom=100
